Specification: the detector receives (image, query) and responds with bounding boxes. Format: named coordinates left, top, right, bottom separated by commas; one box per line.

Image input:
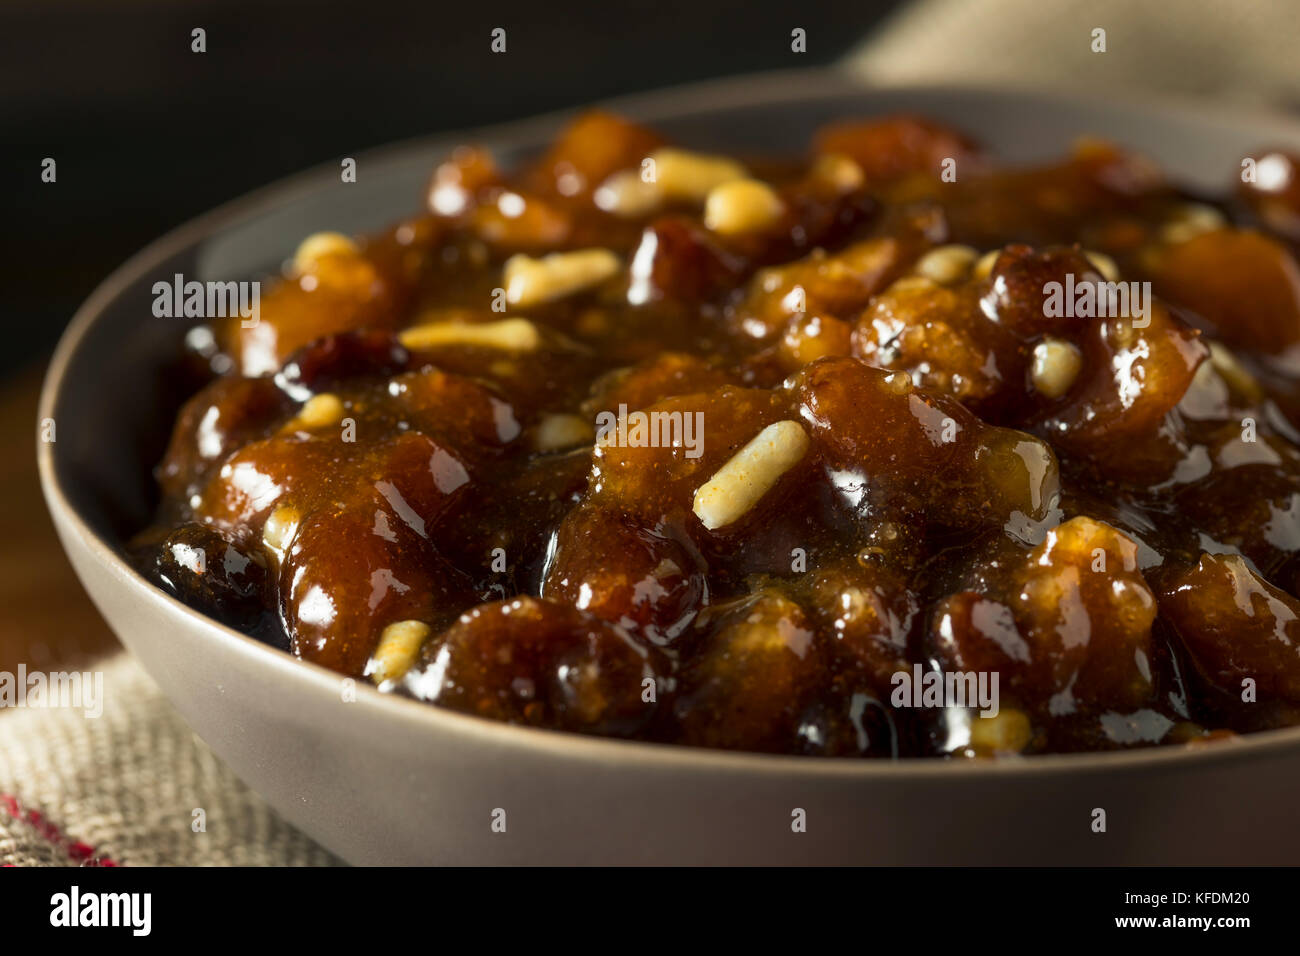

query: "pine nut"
left=593, top=169, right=663, bottom=218
left=649, top=148, right=747, bottom=202
left=280, top=393, right=344, bottom=433
left=914, top=244, right=979, bottom=285
left=503, top=249, right=620, bottom=307
left=1031, top=338, right=1083, bottom=399
left=888, top=275, right=937, bottom=294
left=693, top=420, right=809, bottom=530
left=262, top=505, right=300, bottom=559
left=1084, top=250, right=1120, bottom=282
left=810, top=153, right=865, bottom=193
left=292, top=232, right=359, bottom=272
left=369, top=620, right=431, bottom=684
left=534, top=413, right=595, bottom=451
left=973, top=249, right=1001, bottom=280
left=703, top=178, right=784, bottom=236
left=399, top=317, right=541, bottom=352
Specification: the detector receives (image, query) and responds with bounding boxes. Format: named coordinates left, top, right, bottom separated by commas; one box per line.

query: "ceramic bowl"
left=39, top=69, right=1300, bottom=864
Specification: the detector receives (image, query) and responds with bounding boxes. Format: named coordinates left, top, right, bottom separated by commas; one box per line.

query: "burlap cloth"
left=4, top=0, right=1298, bottom=866
left=0, top=654, right=339, bottom=865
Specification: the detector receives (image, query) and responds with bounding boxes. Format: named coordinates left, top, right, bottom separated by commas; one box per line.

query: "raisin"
left=137, top=523, right=270, bottom=632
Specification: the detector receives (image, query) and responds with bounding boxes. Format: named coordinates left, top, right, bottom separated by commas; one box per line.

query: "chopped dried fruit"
left=406, top=597, right=664, bottom=736
left=132, top=111, right=1300, bottom=756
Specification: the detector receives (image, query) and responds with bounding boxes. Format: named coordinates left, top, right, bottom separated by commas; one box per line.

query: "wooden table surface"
left=0, top=363, right=119, bottom=677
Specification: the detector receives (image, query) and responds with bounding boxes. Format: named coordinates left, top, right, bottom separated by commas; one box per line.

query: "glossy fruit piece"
left=523, top=111, right=662, bottom=203
left=789, top=356, right=1060, bottom=536
left=542, top=505, right=707, bottom=648
left=1159, top=552, right=1300, bottom=703
left=590, top=385, right=795, bottom=528
left=280, top=505, right=473, bottom=677
left=853, top=277, right=1020, bottom=414
left=224, top=242, right=408, bottom=377
left=157, top=375, right=291, bottom=500
left=137, top=522, right=270, bottom=632
left=581, top=352, right=734, bottom=419
left=813, top=115, right=983, bottom=185
left=275, top=329, right=411, bottom=400
left=1149, top=228, right=1300, bottom=354
left=405, top=596, right=664, bottom=736
left=673, top=590, right=825, bottom=752
left=932, top=517, right=1158, bottom=724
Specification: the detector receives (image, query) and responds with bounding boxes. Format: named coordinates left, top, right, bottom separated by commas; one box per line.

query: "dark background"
left=2, top=0, right=902, bottom=378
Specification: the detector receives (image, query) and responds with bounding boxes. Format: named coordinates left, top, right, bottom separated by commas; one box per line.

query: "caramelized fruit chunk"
left=137, top=112, right=1300, bottom=757
left=1031, top=301, right=1206, bottom=479
left=933, top=517, right=1158, bottom=726
left=1159, top=553, right=1300, bottom=703
left=582, top=352, right=734, bottom=419
left=590, top=386, right=796, bottom=527
left=275, top=329, right=411, bottom=400
left=813, top=115, right=983, bottom=185
left=136, top=523, right=270, bottom=633
left=471, top=190, right=574, bottom=252
left=157, top=375, right=290, bottom=499
left=631, top=216, right=745, bottom=302
left=225, top=240, right=408, bottom=376
left=426, top=146, right=501, bottom=218
left=524, top=111, right=661, bottom=203
left=542, top=506, right=706, bottom=647
left=1010, top=517, right=1158, bottom=711
left=1149, top=228, right=1300, bottom=354
left=1172, top=454, right=1300, bottom=580
left=793, top=686, right=902, bottom=757
left=388, top=367, right=522, bottom=457
left=853, top=276, right=1018, bottom=413
left=197, top=435, right=346, bottom=539
left=791, top=557, right=918, bottom=691
left=790, top=356, right=1060, bottom=536
left=673, top=591, right=824, bottom=751
left=737, top=236, right=919, bottom=337
left=281, top=507, right=472, bottom=677
left=405, top=597, right=664, bottom=736
left=1238, top=150, right=1300, bottom=241
left=778, top=312, right=853, bottom=371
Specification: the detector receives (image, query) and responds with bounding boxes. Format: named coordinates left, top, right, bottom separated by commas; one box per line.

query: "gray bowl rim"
left=37, top=65, right=1300, bottom=781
